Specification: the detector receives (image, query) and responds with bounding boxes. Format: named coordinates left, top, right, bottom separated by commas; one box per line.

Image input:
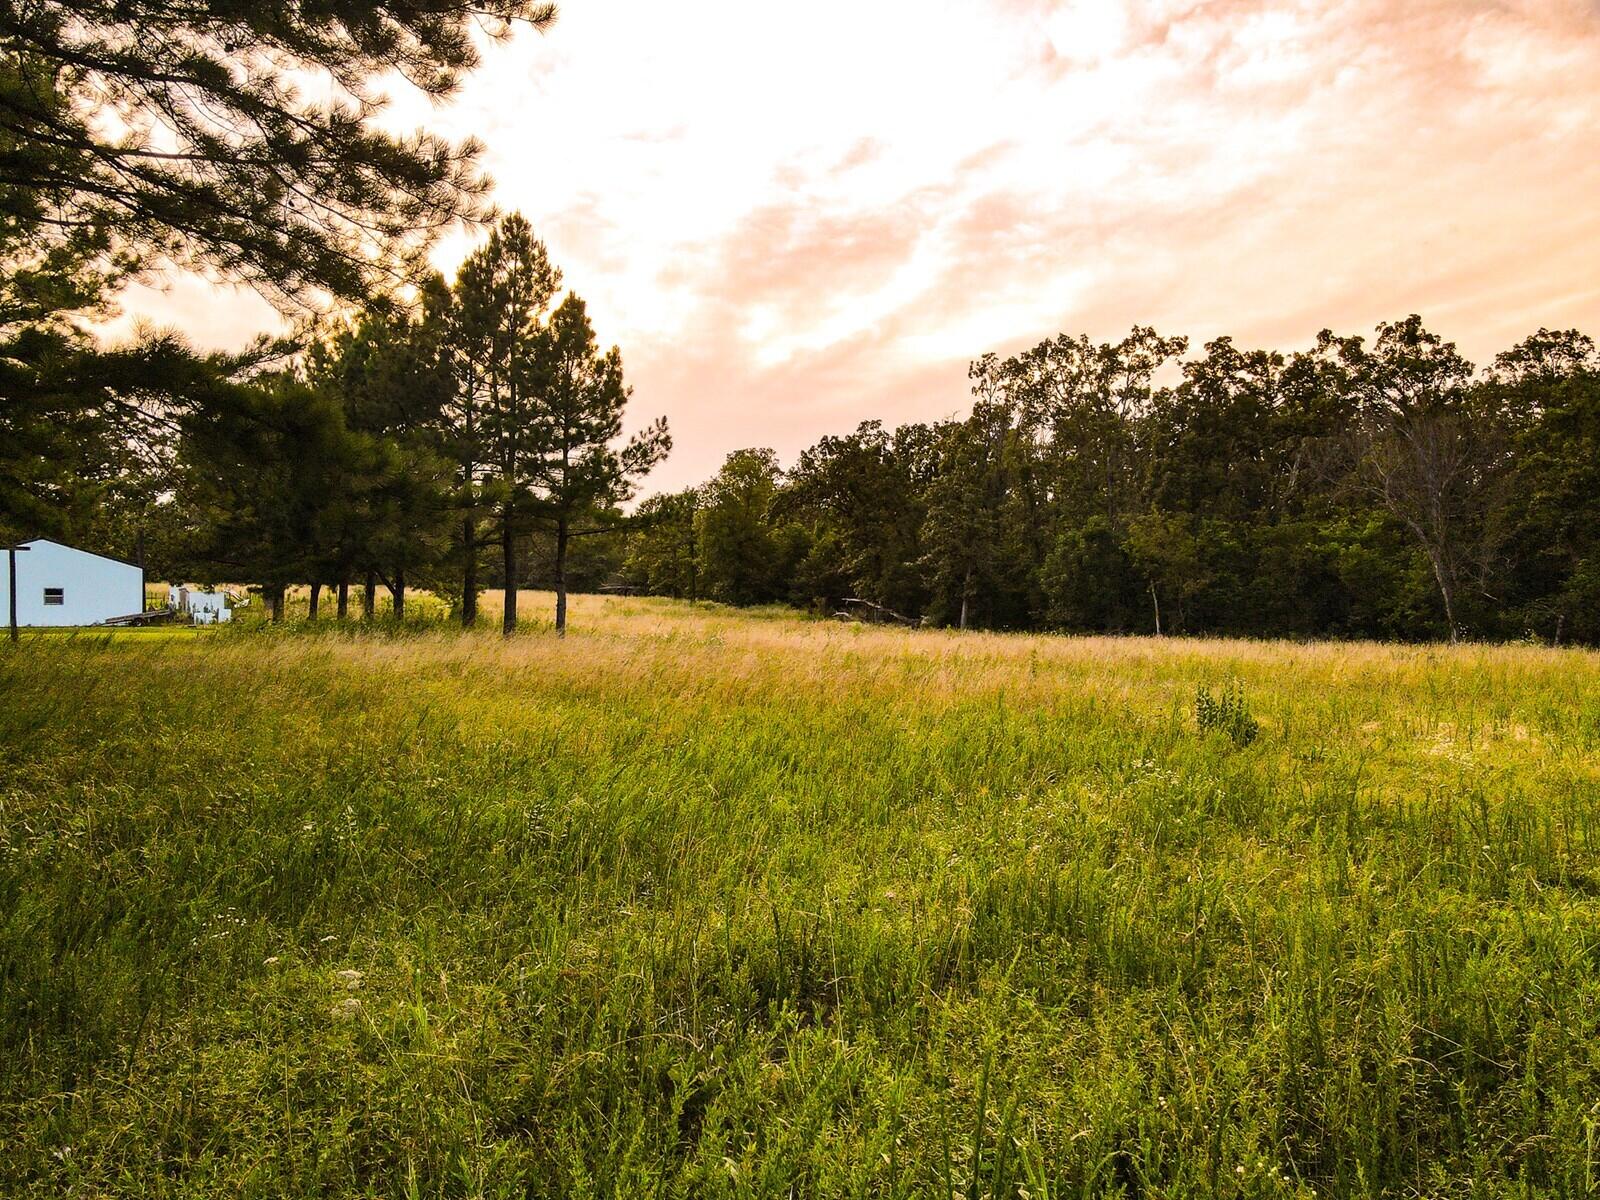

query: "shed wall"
left=1, top=540, right=143, bottom=626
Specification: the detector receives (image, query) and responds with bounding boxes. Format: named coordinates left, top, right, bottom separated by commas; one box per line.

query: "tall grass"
left=2, top=595, right=1599, bottom=1197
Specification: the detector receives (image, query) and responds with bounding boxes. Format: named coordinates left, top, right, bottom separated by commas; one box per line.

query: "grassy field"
left=3, top=596, right=1600, bottom=1198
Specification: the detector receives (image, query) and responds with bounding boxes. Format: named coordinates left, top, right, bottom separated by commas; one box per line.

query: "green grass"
left=3, top=595, right=1600, bottom=1197
left=16, top=626, right=208, bottom=641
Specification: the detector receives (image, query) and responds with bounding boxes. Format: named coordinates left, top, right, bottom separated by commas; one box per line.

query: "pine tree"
left=451, top=214, right=560, bottom=635
left=531, top=293, right=668, bottom=634
left=0, top=0, right=557, bottom=307
left=306, top=295, right=456, bottom=616
left=173, top=374, right=354, bottom=620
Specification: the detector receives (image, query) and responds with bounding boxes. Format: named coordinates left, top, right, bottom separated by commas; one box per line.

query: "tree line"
left=625, top=321, right=1600, bottom=644
left=186, top=213, right=667, bottom=633
left=6, top=209, right=667, bottom=634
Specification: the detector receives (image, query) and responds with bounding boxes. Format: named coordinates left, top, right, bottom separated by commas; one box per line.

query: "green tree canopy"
left=0, top=0, right=556, bottom=307
left=625, top=489, right=700, bottom=600
left=698, top=449, right=786, bottom=607
left=172, top=372, right=355, bottom=617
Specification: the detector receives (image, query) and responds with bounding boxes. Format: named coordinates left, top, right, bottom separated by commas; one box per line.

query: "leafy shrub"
left=1195, top=680, right=1259, bottom=747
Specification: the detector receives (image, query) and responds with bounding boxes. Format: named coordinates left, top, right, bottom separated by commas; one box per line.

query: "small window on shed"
left=43, top=587, right=64, bottom=606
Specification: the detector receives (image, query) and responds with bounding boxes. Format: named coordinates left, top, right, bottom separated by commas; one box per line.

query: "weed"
left=1196, top=679, right=1260, bottom=747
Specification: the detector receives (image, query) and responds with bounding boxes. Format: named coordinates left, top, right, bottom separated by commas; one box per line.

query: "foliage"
left=625, top=490, right=701, bottom=599
left=532, top=292, right=669, bottom=632
left=0, top=325, right=266, bottom=555
left=171, top=373, right=358, bottom=613
left=696, top=448, right=791, bottom=606
left=303, top=296, right=458, bottom=613
left=0, top=59, right=214, bottom=551
left=226, top=213, right=670, bottom=634
left=628, top=318, right=1600, bottom=645
left=918, top=394, right=1011, bottom=629
left=780, top=420, right=936, bottom=614
left=0, top=0, right=557, bottom=307
left=1194, top=679, right=1260, bottom=747
left=1317, top=318, right=1517, bottom=641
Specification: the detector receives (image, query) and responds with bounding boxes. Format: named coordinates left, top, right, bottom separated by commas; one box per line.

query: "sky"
left=110, top=0, right=1600, bottom=493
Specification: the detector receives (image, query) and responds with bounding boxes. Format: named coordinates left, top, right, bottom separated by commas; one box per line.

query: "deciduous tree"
left=698, top=449, right=786, bottom=606
left=626, top=490, right=700, bottom=599
left=1327, top=317, right=1515, bottom=640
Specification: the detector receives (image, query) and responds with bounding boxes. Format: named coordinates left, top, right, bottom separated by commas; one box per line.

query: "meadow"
left=2, top=595, right=1599, bottom=1198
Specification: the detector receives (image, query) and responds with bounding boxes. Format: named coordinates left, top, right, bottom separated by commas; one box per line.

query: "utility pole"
left=6, top=543, right=31, bottom=644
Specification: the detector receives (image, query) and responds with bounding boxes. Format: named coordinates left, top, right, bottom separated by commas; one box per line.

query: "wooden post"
left=7, top=544, right=29, bottom=644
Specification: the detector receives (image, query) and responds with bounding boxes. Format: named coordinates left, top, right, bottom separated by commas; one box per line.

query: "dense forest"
left=625, top=321, right=1600, bottom=643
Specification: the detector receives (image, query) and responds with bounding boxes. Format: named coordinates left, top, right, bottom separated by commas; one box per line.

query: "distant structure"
left=168, top=585, right=236, bottom=624
left=1, top=539, right=144, bottom=627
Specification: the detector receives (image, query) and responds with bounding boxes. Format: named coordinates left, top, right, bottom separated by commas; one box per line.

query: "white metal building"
left=2, top=539, right=144, bottom=627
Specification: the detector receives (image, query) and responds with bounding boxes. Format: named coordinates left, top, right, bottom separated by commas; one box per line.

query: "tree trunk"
left=363, top=570, right=376, bottom=621
left=502, top=502, right=517, bottom=636
left=462, top=397, right=479, bottom=629
left=308, top=582, right=321, bottom=621
left=1150, top=582, right=1162, bottom=636
left=390, top=567, right=405, bottom=623
left=1426, top=550, right=1460, bottom=643
left=688, top=515, right=698, bottom=603
left=958, top=568, right=971, bottom=631
left=554, top=518, right=569, bottom=636
left=267, top=584, right=285, bottom=624
left=336, top=579, right=349, bottom=621
left=462, top=515, right=477, bottom=628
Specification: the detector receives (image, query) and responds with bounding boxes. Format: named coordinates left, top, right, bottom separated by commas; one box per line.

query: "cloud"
left=108, top=0, right=1600, bottom=493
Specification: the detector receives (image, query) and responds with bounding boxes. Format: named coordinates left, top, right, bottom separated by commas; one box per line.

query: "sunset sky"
left=112, top=0, right=1600, bottom=492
